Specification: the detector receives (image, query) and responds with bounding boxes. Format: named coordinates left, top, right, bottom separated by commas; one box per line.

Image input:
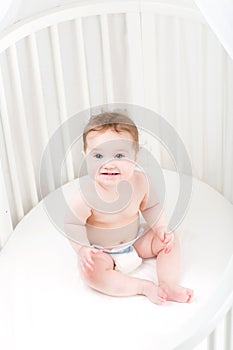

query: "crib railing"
left=0, top=2, right=233, bottom=348
left=0, top=1, right=232, bottom=237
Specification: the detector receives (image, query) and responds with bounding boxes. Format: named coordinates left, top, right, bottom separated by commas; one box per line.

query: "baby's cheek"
left=124, top=162, right=135, bottom=175
left=86, top=160, right=101, bottom=179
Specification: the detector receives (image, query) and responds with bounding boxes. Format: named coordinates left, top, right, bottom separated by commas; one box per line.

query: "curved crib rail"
left=0, top=1, right=205, bottom=53
left=174, top=254, right=233, bottom=349
left=0, top=2, right=233, bottom=348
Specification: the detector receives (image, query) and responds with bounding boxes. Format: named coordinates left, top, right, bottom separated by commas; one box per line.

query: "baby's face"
left=84, top=129, right=138, bottom=186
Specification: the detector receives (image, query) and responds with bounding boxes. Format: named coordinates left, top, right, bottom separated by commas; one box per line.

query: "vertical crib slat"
left=125, top=12, right=144, bottom=105
left=173, top=18, right=182, bottom=132
left=174, top=17, right=192, bottom=173
left=199, top=24, right=207, bottom=182
left=50, top=24, right=74, bottom=182
left=222, top=53, right=232, bottom=202
left=189, top=22, right=205, bottom=179
left=208, top=330, right=216, bottom=350
left=8, top=45, right=38, bottom=206
left=74, top=18, right=90, bottom=108
left=207, top=315, right=230, bottom=350
left=50, top=25, right=68, bottom=121
left=0, top=66, right=24, bottom=220
left=225, top=308, right=233, bottom=350
left=201, top=26, right=224, bottom=190
left=0, top=158, right=13, bottom=246
left=100, top=14, right=114, bottom=103
left=140, top=13, right=159, bottom=110
left=28, top=33, right=55, bottom=193
left=140, top=12, right=161, bottom=163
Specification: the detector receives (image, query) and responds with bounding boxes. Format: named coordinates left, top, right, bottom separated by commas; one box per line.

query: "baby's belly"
left=86, top=217, right=140, bottom=248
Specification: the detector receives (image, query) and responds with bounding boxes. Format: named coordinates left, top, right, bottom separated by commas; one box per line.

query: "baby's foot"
left=142, top=281, right=167, bottom=305
left=159, top=283, right=194, bottom=303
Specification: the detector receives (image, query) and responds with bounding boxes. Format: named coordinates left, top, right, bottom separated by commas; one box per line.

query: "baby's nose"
left=103, top=160, right=117, bottom=169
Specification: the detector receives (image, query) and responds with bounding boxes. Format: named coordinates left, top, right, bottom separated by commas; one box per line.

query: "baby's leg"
left=134, top=230, right=193, bottom=303
left=78, top=252, right=166, bottom=304
left=156, top=233, right=193, bottom=303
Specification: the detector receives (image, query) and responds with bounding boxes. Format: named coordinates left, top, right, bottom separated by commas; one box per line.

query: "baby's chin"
left=96, top=173, right=136, bottom=188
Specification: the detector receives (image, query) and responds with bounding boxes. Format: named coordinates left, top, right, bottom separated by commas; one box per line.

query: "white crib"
left=0, top=1, right=233, bottom=349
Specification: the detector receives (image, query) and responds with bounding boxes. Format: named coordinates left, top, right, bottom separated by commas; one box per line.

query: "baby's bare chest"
left=88, top=190, right=144, bottom=227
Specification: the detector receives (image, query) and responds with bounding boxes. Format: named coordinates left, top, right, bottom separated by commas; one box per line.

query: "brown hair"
left=83, top=111, right=139, bottom=152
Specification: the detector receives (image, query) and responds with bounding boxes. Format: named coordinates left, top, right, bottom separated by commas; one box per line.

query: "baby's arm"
left=140, top=176, right=174, bottom=253
left=64, top=190, right=103, bottom=272
left=64, top=189, right=91, bottom=248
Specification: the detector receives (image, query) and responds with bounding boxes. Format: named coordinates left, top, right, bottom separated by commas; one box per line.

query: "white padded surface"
left=0, top=170, right=233, bottom=350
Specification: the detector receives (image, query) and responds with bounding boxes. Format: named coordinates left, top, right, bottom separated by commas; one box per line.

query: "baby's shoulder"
left=69, top=176, right=92, bottom=209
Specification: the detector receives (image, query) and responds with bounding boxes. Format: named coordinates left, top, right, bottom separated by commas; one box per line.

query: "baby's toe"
left=186, top=289, right=194, bottom=303
left=158, top=286, right=167, bottom=300
left=157, top=297, right=167, bottom=305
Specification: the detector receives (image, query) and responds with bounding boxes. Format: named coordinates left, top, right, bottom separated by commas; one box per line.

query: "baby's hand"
left=78, top=246, right=103, bottom=274
left=156, top=226, right=174, bottom=254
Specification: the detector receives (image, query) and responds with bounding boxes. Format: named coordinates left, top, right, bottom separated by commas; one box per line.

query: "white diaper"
left=92, top=226, right=145, bottom=274
left=110, top=246, right=142, bottom=274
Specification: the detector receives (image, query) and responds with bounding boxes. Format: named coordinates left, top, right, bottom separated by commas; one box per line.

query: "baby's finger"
left=84, top=255, right=95, bottom=267
left=80, top=264, right=91, bottom=276
left=164, top=246, right=171, bottom=254
left=158, top=232, right=165, bottom=242
left=164, top=233, right=174, bottom=244
left=80, top=260, right=87, bottom=273
left=164, top=241, right=173, bottom=254
left=163, top=236, right=170, bottom=244
left=91, top=249, right=103, bottom=255
left=81, top=258, right=94, bottom=272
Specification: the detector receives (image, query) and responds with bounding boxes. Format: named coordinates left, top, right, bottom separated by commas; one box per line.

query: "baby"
left=64, top=112, right=193, bottom=304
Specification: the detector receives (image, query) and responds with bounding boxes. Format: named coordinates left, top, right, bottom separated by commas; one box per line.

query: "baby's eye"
left=94, top=153, right=103, bottom=159
left=115, top=153, right=125, bottom=159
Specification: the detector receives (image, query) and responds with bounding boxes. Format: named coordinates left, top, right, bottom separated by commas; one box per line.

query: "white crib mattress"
left=0, top=170, right=233, bottom=350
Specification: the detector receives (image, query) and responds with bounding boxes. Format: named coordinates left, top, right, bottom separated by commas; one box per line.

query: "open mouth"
left=100, top=172, right=120, bottom=176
